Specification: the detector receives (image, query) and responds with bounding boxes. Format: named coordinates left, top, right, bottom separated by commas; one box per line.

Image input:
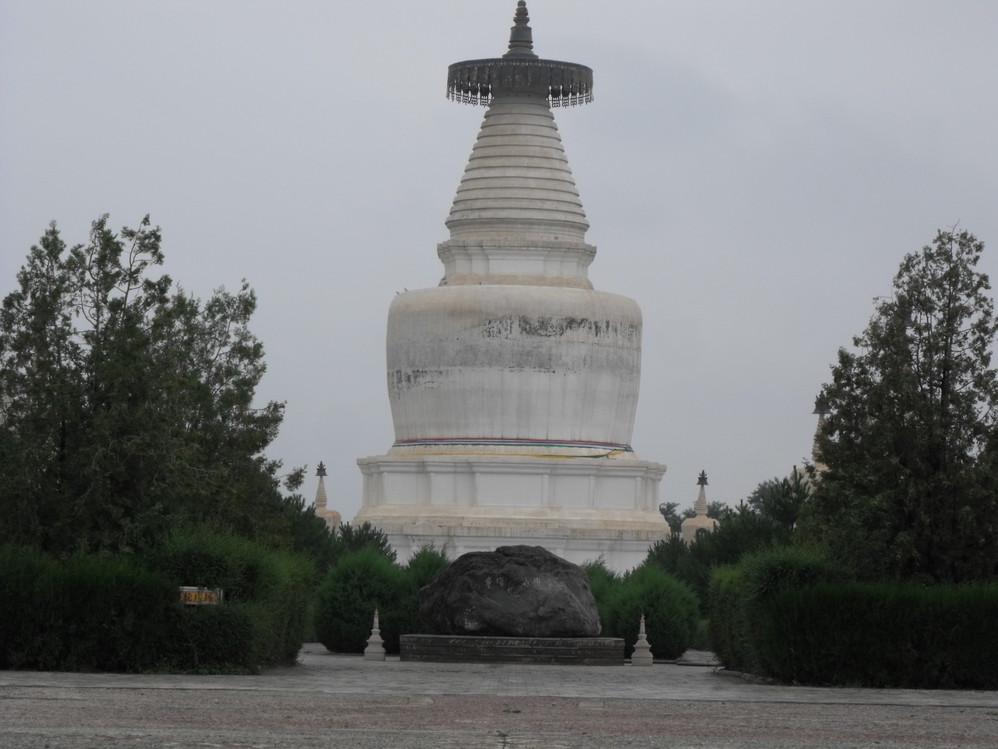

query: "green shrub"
left=706, top=546, right=844, bottom=676
left=707, top=565, right=754, bottom=673
left=55, top=554, right=176, bottom=672
left=146, top=527, right=312, bottom=668
left=314, top=547, right=406, bottom=653
left=0, top=545, right=62, bottom=669
left=395, top=546, right=450, bottom=639
left=740, top=546, right=846, bottom=678
left=157, top=603, right=258, bottom=673
left=936, top=583, right=998, bottom=688
left=583, top=558, right=620, bottom=636
left=645, top=536, right=711, bottom=612
left=1, top=534, right=310, bottom=673
left=0, top=546, right=177, bottom=672
left=645, top=508, right=795, bottom=613
left=146, top=528, right=271, bottom=602
left=737, top=545, right=847, bottom=677
left=256, top=552, right=314, bottom=665
left=757, top=581, right=923, bottom=685
left=690, top=618, right=711, bottom=651
left=405, top=545, right=450, bottom=588
left=707, top=544, right=997, bottom=687
left=738, top=544, right=845, bottom=599
left=334, top=522, right=397, bottom=563
left=760, top=581, right=998, bottom=688
left=603, top=564, right=699, bottom=660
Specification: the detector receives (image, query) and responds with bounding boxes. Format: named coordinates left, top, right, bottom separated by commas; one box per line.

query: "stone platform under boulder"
left=400, top=634, right=624, bottom=665
left=407, top=546, right=621, bottom=664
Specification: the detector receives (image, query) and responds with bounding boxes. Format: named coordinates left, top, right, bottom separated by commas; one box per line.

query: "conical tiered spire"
left=443, top=95, right=590, bottom=246
left=505, top=1, right=536, bottom=59
left=439, top=2, right=597, bottom=287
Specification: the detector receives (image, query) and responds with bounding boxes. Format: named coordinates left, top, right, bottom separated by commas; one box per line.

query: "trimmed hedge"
left=707, top=564, right=754, bottom=674
left=0, top=545, right=62, bottom=670
left=146, top=528, right=313, bottom=668
left=0, top=532, right=312, bottom=673
left=708, top=545, right=846, bottom=679
left=158, top=603, right=258, bottom=673
left=707, top=545, right=998, bottom=688
left=54, top=554, right=178, bottom=672
left=0, top=545, right=175, bottom=672
left=738, top=545, right=847, bottom=678
left=758, top=581, right=998, bottom=688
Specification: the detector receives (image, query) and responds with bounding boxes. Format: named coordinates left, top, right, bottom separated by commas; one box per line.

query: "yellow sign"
left=179, top=586, right=223, bottom=605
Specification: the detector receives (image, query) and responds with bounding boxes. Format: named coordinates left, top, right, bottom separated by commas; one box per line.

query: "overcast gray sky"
left=3, top=0, right=997, bottom=519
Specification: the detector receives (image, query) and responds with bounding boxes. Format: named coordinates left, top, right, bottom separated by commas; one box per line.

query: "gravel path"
left=2, top=646, right=996, bottom=748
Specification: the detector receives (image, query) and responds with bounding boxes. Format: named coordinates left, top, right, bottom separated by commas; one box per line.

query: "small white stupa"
left=809, top=395, right=829, bottom=475
left=680, top=471, right=719, bottom=544
left=355, top=2, right=668, bottom=571
left=631, top=614, right=654, bottom=666
left=363, top=610, right=386, bottom=662
left=313, top=461, right=341, bottom=532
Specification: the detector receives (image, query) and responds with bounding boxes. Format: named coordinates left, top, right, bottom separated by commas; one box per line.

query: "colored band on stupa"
left=393, top=437, right=633, bottom=454
left=446, top=1, right=593, bottom=108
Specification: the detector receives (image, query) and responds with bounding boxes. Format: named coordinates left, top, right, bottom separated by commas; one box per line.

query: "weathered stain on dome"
left=479, top=315, right=640, bottom=342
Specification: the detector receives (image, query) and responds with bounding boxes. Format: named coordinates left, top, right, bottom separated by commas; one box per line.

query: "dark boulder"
left=418, top=545, right=601, bottom=637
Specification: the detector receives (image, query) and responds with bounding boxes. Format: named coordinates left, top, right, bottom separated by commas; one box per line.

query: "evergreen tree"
left=746, top=468, right=810, bottom=532
left=657, top=502, right=683, bottom=535
left=0, top=215, right=296, bottom=555
left=800, top=230, right=998, bottom=582
left=646, top=499, right=793, bottom=608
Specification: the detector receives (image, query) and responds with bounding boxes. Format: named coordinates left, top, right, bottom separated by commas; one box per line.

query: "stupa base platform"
left=360, top=519, right=666, bottom=573
left=356, top=453, right=668, bottom=572
left=400, top=634, right=625, bottom=665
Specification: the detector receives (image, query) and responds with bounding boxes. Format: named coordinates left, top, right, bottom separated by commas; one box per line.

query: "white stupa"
left=355, top=2, right=667, bottom=571
left=681, top=471, right=719, bottom=544
left=313, top=461, right=341, bottom=532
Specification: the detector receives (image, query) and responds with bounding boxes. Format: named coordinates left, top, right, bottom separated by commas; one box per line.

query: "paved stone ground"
left=2, top=645, right=997, bottom=748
